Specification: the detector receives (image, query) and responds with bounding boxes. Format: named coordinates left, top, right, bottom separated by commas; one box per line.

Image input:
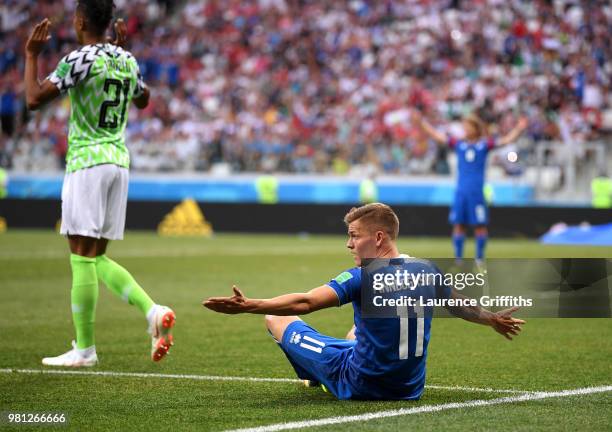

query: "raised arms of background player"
left=411, top=110, right=529, bottom=147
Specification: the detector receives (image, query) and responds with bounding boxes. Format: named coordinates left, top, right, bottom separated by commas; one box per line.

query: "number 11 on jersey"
left=398, top=304, right=424, bottom=359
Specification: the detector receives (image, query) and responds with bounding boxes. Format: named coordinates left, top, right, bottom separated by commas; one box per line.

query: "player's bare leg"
left=452, top=224, right=466, bottom=264
left=264, top=315, right=301, bottom=342
left=68, top=234, right=99, bottom=257
left=95, top=238, right=109, bottom=256
left=345, top=325, right=356, bottom=341
left=474, top=225, right=488, bottom=265
left=474, top=226, right=488, bottom=237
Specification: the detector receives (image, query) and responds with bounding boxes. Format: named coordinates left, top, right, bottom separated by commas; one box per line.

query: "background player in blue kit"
left=203, top=203, right=524, bottom=400
left=413, top=112, right=528, bottom=264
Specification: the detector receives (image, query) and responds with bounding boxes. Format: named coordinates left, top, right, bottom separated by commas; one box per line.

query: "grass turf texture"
left=0, top=230, right=611, bottom=431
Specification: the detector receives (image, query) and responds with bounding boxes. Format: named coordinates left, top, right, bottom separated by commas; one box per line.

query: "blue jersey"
left=450, top=137, right=495, bottom=192
left=326, top=259, right=450, bottom=400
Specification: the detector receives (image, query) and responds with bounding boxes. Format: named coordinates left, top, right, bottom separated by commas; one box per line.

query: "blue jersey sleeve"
left=326, top=267, right=361, bottom=306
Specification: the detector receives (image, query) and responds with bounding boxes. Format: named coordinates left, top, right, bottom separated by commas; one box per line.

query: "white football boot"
left=148, top=305, right=176, bottom=362
left=42, top=341, right=98, bottom=367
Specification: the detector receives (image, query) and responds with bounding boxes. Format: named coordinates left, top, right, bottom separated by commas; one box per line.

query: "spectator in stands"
left=3, top=0, right=611, bottom=174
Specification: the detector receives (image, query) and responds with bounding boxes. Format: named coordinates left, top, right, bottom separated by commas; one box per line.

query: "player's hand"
left=107, top=19, right=127, bottom=48
left=25, top=18, right=51, bottom=56
left=203, top=285, right=250, bottom=314
left=517, top=117, right=529, bottom=131
left=489, top=306, right=525, bottom=340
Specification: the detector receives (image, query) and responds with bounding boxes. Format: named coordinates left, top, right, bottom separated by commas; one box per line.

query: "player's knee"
left=265, top=315, right=301, bottom=341
left=453, top=225, right=466, bottom=235
left=68, top=235, right=98, bottom=257
left=96, top=238, right=109, bottom=256
left=475, top=226, right=488, bottom=236
left=264, top=315, right=278, bottom=331
left=265, top=315, right=288, bottom=342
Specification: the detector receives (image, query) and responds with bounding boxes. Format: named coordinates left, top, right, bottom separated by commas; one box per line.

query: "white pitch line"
left=0, top=368, right=298, bottom=383
left=0, top=368, right=528, bottom=394
left=0, top=247, right=340, bottom=260
left=225, top=385, right=612, bottom=432
left=425, top=384, right=527, bottom=394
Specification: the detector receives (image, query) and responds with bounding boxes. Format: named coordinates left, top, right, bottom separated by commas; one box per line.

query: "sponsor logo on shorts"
left=289, top=332, right=301, bottom=344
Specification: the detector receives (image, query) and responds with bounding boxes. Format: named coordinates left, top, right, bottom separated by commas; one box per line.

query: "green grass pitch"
left=0, top=230, right=611, bottom=431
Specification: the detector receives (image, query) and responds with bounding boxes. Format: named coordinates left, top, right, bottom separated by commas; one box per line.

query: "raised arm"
left=445, top=288, right=525, bottom=340
left=497, top=117, right=529, bottom=147
left=203, top=285, right=339, bottom=315
left=24, top=19, right=60, bottom=110
left=107, top=18, right=150, bottom=110
left=107, top=18, right=128, bottom=48
left=412, top=110, right=448, bottom=145
left=133, top=87, right=150, bottom=109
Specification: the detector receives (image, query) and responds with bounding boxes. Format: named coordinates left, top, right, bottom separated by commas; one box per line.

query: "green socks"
left=69, top=253, right=155, bottom=349
left=70, top=254, right=99, bottom=349
left=95, top=254, right=155, bottom=316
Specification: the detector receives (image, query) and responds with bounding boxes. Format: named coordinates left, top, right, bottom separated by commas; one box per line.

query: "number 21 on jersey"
left=99, top=78, right=130, bottom=129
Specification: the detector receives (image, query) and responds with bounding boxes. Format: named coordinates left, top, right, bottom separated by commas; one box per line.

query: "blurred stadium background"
left=0, top=0, right=611, bottom=237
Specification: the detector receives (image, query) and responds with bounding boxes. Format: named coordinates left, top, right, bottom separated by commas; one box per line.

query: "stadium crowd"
left=1, top=0, right=611, bottom=174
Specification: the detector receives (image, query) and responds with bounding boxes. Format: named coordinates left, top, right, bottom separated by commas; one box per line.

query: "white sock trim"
left=76, top=345, right=96, bottom=356
left=146, top=304, right=159, bottom=324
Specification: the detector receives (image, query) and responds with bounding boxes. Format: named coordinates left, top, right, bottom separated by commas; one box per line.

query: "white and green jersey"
left=48, top=43, right=146, bottom=173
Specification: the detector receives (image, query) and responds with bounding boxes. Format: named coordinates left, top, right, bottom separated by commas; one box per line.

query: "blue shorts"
left=279, top=320, right=356, bottom=399
left=449, top=190, right=488, bottom=225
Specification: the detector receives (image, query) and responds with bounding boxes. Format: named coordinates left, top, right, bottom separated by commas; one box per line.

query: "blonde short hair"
left=343, top=203, right=399, bottom=240
left=463, top=113, right=487, bottom=137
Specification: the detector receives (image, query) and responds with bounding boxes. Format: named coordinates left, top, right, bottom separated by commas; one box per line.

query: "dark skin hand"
left=107, top=18, right=127, bottom=48
left=25, top=18, right=52, bottom=55
left=24, top=18, right=60, bottom=109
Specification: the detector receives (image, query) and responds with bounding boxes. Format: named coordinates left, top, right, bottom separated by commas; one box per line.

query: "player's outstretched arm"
left=24, top=18, right=60, bottom=110
left=445, top=289, right=525, bottom=340
left=412, top=110, right=448, bottom=145
left=497, top=117, right=529, bottom=147
left=203, top=285, right=339, bottom=315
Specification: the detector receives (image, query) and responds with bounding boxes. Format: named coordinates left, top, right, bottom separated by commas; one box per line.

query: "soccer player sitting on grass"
left=203, top=203, right=524, bottom=400
left=24, top=0, right=175, bottom=367
left=412, top=111, right=528, bottom=265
